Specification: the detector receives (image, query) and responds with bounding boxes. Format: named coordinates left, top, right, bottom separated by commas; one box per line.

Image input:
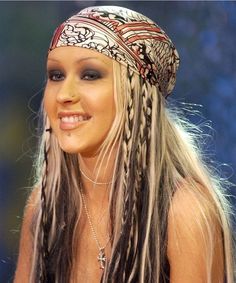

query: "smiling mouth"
left=59, top=114, right=91, bottom=130
left=61, top=115, right=90, bottom=123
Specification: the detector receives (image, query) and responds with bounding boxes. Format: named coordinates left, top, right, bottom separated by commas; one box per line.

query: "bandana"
left=49, top=6, right=180, bottom=97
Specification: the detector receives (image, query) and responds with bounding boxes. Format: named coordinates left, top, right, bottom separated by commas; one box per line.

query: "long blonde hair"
left=29, top=61, right=235, bottom=282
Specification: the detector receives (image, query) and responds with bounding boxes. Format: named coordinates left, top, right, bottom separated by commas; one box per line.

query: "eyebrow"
left=47, top=56, right=107, bottom=65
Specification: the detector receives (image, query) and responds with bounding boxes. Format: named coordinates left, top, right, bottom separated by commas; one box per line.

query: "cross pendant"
left=97, top=248, right=106, bottom=270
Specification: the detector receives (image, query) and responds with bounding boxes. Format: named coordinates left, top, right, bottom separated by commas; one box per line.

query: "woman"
left=14, top=5, right=235, bottom=283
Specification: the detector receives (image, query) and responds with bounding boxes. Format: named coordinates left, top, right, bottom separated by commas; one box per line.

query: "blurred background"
left=0, top=1, right=235, bottom=282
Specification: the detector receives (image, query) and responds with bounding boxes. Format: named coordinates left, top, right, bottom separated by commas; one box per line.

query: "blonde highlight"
left=29, top=61, right=235, bottom=282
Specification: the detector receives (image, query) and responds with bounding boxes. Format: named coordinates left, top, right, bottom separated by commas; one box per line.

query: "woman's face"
left=44, top=47, right=115, bottom=156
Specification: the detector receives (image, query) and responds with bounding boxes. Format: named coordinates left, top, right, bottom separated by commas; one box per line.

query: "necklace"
left=80, top=188, right=110, bottom=270
left=80, top=168, right=113, bottom=186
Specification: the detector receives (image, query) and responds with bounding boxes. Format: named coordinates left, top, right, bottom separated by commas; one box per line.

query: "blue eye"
left=48, top=70, right=64, bottom=81
left=81, top=70, right=101, bottom=81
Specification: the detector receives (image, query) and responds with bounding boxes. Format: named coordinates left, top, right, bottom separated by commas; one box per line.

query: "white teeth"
left=61, top=115, right=88, bottom=123
left=61, top=117, right=70, bottom=123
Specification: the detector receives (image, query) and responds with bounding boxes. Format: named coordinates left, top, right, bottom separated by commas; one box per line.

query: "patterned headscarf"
left=49, top=6, right=180, bottom=97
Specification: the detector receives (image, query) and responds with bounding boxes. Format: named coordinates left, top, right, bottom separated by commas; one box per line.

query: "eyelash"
left=47, top=70, right=102, bottom=82
left=48, top=70, right=64, bottom=81
left=81, top=70, right=102, bottom=80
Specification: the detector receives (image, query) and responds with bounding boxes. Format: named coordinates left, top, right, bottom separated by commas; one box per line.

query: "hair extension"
left=105, top=67, right=171, bottom=283
left=39, top=125, right=52, bottom=282
left=29, top=113, right=82, bottom=282
left=30, top=63, right=235, bottom=283
left=104, top=65, right=235, bottom=282
left=29, top=60, right=125, bottom=283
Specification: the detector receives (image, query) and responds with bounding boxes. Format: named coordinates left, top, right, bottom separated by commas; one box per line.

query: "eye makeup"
left=47, top=69, right=65, bottom=81
left=80, top=69, right=102, bottom=81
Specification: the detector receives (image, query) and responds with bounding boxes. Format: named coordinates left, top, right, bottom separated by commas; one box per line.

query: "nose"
left=56, top=76, right=79, bottom=104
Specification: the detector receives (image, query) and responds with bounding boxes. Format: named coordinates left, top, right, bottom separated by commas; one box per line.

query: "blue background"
left=0, top=1, right=235, bottom=282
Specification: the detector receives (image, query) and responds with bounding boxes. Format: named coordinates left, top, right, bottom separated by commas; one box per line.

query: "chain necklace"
left=80, top=188, right=110, bottom=270
left=80, top=168, right=113, bottom=186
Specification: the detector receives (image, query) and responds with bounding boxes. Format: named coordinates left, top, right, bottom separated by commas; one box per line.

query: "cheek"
left=43, top=91, right=55, bottom=118
left=90, top=89, right=115, bottom=117
left=43, top=89, right=49, bottom=110
left=105, top=94, right=116, bottom=125
left=95, top=97, right=115, bottom=127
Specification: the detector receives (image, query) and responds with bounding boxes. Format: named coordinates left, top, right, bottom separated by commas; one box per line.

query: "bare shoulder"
left=21, top=186, right=40, bottom=235
left=14, top=187, right=40, bottom=283
left=167, top=181, right=224, bottom=283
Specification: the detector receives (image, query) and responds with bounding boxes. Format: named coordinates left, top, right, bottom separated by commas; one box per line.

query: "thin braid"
left=107, top=67, right=135, bottom=280
left=124, top=74, right=146, bottom=281
left=108, top=70, right=154, bottom=282
left=122, top=67, right=135, bottom=228
left=122, top=71, right=141, bottom=281
left=31, top=115, right=80, bottom=282
left=38, top=120, right=53, bottom=282
left=124, top=80, right=153, bottom=282
left=139, top=82, right=156, bottom=282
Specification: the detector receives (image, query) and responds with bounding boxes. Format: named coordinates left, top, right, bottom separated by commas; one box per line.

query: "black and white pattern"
left=49, top=6, right=180, bottom=97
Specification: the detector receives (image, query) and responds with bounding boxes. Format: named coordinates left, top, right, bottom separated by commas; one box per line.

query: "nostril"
left=64, top=100, right=73, bottom=104
left=57, top=93, right=78, bottom=104
left=57, top=97, right=72, bottom=103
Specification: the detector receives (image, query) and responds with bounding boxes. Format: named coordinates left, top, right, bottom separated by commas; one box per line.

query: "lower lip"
left=59, top=119, right=90, bottom=130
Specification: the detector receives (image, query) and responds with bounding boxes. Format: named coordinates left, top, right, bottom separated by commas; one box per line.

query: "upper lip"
left=58, top=111, right=91, bottom=119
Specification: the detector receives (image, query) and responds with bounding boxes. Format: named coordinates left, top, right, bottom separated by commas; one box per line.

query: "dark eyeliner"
left=47, top=70, right=64, bottom=81
left=80, top=69, right=102, bottom=80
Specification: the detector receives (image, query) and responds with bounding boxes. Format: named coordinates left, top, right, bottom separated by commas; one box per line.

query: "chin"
left=58, top=140, right=80, bottom=154
left=55, top=131, right=103, bottom=156
left=58, top=141, right=98, bottom=157
left=61, top=148, right=79, bottom=154
left=59, top=146, right=78, bottom=154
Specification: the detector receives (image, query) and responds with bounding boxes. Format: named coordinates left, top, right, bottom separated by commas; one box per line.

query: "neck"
left=78, top=147, right=117, bottom=202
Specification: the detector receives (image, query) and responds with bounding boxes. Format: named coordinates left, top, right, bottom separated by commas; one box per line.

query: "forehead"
left=47, top=46, right=114, bottom=66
